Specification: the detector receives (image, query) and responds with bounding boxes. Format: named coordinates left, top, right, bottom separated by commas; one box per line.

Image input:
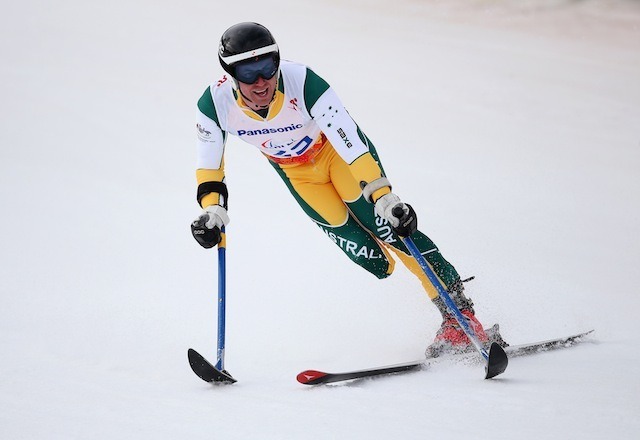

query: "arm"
left=305, top=69, right=390, bottom=203
left=192, top=87, right=230, bottom=248
left=306, top=69, right=416, bottom=236
left=196, top=87, right=228, bottom=209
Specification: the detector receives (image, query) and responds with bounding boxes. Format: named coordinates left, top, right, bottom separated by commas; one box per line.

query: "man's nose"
left=254, top=76, right=268, bottom=86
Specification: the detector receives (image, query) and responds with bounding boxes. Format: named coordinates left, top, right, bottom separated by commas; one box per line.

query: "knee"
left=371, top=268, right=392, bottom=280
left=359, top=254, right=394, bottom=280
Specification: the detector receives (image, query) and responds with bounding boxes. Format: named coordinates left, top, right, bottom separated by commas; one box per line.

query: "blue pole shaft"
left=401, top=236, right=489, bottom=360
left=215, top=226, right=227, bottom=371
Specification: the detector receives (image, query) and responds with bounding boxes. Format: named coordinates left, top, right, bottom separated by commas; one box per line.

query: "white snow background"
left=1, top=0, right=639, bottom=438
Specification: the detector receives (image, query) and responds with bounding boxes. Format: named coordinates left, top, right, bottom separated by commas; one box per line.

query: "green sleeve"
left=197, top=87, right=221, bottom=126
left=303, top=68, right=330, bottom=113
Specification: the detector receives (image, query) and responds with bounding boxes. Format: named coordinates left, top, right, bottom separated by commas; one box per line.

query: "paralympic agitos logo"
left=237, top=123, right=303, bottom=136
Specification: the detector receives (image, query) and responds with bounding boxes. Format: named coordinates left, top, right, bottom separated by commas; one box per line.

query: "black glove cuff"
left=197, top=181, right=229, bottom=209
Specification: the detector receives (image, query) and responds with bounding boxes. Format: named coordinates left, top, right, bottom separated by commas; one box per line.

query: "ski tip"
left=296, top=370, right=328, bottom=385
left=187, top=348, right=201, bottom=364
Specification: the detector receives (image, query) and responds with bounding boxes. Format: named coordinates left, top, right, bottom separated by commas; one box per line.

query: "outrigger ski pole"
left=399, top=228, right=508, bottom=379
left=188, top=226, right=237, bottom=384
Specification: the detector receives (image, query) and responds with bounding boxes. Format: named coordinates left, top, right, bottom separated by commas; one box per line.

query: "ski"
left=296, top=329, right=594, bottom=385
left=296, top=361, right=422, bottom=385
left=188, top=348, right=237, bottom=384
left=297, top=342, right=506, bottom=386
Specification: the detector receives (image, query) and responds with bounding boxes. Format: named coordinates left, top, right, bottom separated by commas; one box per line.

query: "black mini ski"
left=188, top=348, right=236, bottom=384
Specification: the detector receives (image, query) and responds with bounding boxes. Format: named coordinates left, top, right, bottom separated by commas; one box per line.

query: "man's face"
left=237, top=74, right=278, bottom=109
left=234, top=56, right=278, bottom=110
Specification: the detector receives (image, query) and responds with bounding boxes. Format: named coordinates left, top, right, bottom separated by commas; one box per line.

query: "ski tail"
left=504, top=329, right=594, bottom=357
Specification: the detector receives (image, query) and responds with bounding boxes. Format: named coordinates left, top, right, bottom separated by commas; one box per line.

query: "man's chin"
left=252, top=95, right=274, bottom=108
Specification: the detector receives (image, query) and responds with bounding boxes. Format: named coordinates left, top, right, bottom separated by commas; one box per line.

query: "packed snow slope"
left=1, top=0, right=639, bottom=439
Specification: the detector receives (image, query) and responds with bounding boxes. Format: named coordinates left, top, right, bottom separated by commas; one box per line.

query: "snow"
left=1, top=0, right=639, bottom=438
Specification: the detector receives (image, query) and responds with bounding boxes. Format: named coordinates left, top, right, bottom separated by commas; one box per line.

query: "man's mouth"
left=253, top=87, right=269, bottom=98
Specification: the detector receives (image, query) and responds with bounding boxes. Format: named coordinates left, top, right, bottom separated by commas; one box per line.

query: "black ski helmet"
left=218, top=22, right=280, bottom=79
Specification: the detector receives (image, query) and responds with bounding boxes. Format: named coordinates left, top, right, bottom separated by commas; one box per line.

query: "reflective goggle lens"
left=234, top=56, right=278, bottom=84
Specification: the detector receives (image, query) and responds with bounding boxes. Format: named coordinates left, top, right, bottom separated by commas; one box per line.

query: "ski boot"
left=484, top=323, right=509, bottom=349
left=426, top=279, right=491, bottom=358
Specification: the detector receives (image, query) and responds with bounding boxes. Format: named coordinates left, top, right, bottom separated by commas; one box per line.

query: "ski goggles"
left=234, top=56, right=278, bottom=84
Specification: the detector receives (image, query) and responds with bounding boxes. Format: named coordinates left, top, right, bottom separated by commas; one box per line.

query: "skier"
left=191, top=22, right=499, bottom=356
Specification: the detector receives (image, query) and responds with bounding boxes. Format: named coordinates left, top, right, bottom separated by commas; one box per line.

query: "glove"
left=374, top=193, right=417, bottom=237
left=191, top=205, right=230, bottom=249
